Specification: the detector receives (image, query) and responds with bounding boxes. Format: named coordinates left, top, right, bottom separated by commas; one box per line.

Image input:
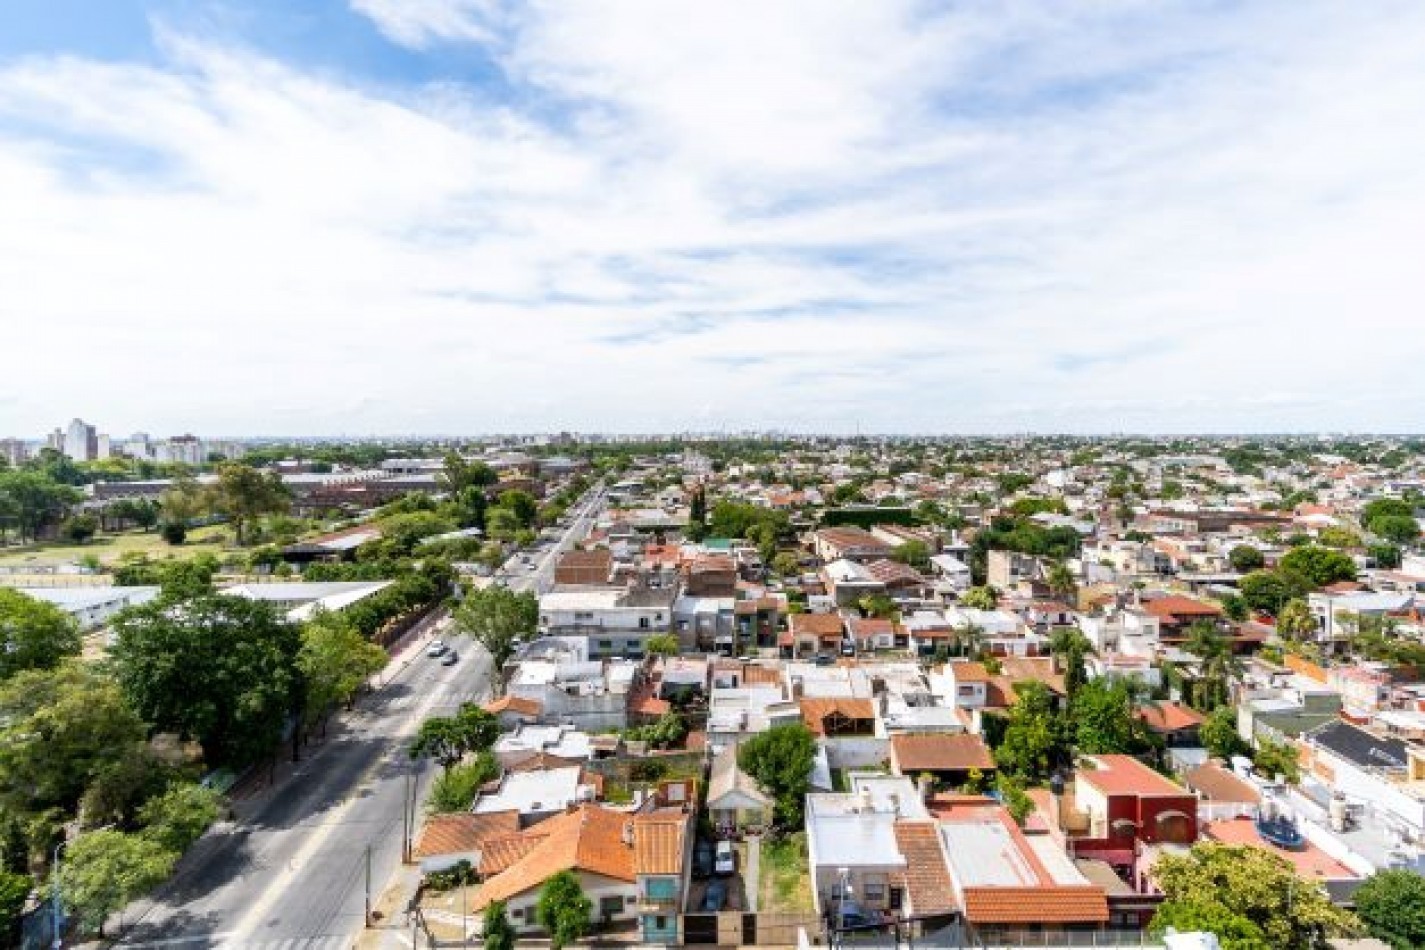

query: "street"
left=113, top=621, right=493, bottom=950
left=496, top=487, right=604, bottom=595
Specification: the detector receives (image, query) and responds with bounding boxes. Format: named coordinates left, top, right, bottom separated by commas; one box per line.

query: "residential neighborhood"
left=4, top=432, right=1425, bottom=949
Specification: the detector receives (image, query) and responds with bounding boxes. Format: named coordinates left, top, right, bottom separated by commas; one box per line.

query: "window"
left=598, top=639, right=613, bottom=649
left=511, top=908, right=524, bottom=919
left=655, top=916, right=669, bottom=930
left=639, top=617, right=650, bottom=629
left=862, top=874, right=886, bottom=903
left=600, top=896, right=624, bottom=917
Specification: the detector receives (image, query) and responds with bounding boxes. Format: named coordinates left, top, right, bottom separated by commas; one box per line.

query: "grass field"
left=760, top=831, right=814, bottom=913
left=0, top=524, right=231, bottom=568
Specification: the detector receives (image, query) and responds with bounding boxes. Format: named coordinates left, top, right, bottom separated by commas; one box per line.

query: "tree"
left=960, top=586, right=999, bottom=611
left=1152, top=898, right=1269, bottom=950
left=1279, top=545, right=1356, bottom=588
left=1200, top=705, right=1248, bottom=759
left=995, top=774, right=1034, bottom=826
left=1049, top=628, right=1093, bottom=698
left=537, top=870, right=592, bottom=950
left=1253, top=738, right=1300, bottom=783
left=0, top=588, right=82, bottom=679
left=1362, top=498, right=1415, bottom=525
left=109, top=594, right=302, bottom=766
left=484, top=899, right=517, bottom=950
left=298, top=611, right=387, bottom=725
left=738, top=723, right=817, bottom=826
left=56, top=829, right=176, bottom=938
left=1240, top=569, right=1311, bottom=614
left=0, top=870, right=32, bottom=946
left=1370, top=544, right=1403, bottom=569
left=1277, top=599, right=1316, bottom=641
left=1046, top=562, right=1078, bottom=603
left=771, top=552, right=801, bottom=577
left=160, top=521, right=187, bottom=545
left=995, top=680, right=1068, bottom=782
left=1075, top=681, right=1157, bottom=756
left=1151, top=843, right=1359, bottom=949
left=61, top=513, right=99, bottom=544
left=0, top=469, right=82, bottom=542
left=1370, top=515, right=1421, bottom=547
left=410, top=703, right=500, bottom=771
left=0, top=662, right=146, bottom=814
left=891, top=540, right=930, bottom=569
left=78, top=744, right=173, bottom=830
left=210, top=462, right=290, bottom=546
left=158, top=476, right=209, bottom=526
left=498, top=490, right=539, bottom=529
left=1185, top=621, right=1240, bottom=710
left=1229, top=545, right=1266, bottom=573
left=137, top=782, right=221, bottom=853
left=1317, top=527, right=1363, bottom=550
left=644, top=633, right=680, bottom=657
left=440, top=454, right=497, bottom=493
left=427, top=752, right=500, bottom=813
left=1354, top=868, right=1425, bottom=950
left=454, top=586, right=538, bottom=695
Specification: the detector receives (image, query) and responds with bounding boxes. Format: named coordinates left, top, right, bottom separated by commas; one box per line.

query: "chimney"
left=917, top=774, right=933, bottom=804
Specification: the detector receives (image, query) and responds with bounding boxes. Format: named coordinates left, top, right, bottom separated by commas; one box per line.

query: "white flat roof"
left=18, top=585, right=159, bottom=609
left=474, top=766, right=584, bottom=815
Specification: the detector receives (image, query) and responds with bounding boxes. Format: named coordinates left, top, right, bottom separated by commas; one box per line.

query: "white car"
left=426, top=641, right=448, bottom=658
left=714, top=840, right=735, bottom=876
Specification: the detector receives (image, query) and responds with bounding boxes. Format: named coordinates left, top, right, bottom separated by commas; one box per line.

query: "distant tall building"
left=46, top=428, right=64, bottom=453
left=96, top=433, right=111, bottom=460
left=0, top=438, right=27, bottom=466
left=64, top=418, right=98, bottom=462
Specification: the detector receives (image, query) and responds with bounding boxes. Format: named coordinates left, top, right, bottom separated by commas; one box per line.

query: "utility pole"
left=365, top=844, right=373, bottom=928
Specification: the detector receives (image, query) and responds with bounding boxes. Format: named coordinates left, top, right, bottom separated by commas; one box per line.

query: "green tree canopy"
left=1075, top=681, right=1158, bottom=756
left=410, top=703, right=500, bottom=771
left=298, top=610, right=387, bottom=724
left=738, top=723, right=817, bottom=826
left=891, top=539, right=931, bottom=569
left=644, top=633, right=680, bottom=656
left=1200, top=705, right=1248, bottom=759
left=210, top=462, right=290, bottom=546
left=1151, top=843, right=1359, bottom=949
left=0, top=469, right=82, bottom=542
left=1369, top=515, right=1421, bottom=546
left=484, top=899, right=517, bottom=950
left=1354, top=868, right=1425, bottom=950
left=57, top=829, right=177, bottom=938
left=994, top=680, right=1068, bottom=782
left=137, top=782, right=222, bottom=854
left=960, top=586, right=999, bottom=611
left=1278, top=545, right=1356, bottom=588
left=109, top=593, right=302, bottom=766
left=0, top=588, right=82, bottom=679
left=454, top=585, right=538, bottom=694
left=427, top=752, right=500, bottom=813
left=1229, top=545, right=1266, bottom=573
left=0, top=662, right=147, bottom=814
left=537, top=870, right=592, bottom=950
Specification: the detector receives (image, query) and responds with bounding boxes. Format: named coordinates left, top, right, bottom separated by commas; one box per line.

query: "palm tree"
left=1046, top=562, right=1078, bottom=604
left=956, top=622, right=985, bottom=659
left=1184, top=620, right=1241, bottom=710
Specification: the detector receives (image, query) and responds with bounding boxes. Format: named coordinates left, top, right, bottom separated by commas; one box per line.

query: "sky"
left=3, top=1, right=1425, bottom=437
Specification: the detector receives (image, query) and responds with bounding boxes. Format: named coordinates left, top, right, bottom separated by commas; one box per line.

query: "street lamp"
left=51, top=823, right=115, bottom=949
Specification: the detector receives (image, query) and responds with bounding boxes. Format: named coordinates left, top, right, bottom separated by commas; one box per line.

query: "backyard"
left=759, top=831, right=813, bottom=914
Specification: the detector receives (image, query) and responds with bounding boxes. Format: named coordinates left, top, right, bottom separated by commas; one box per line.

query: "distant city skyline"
left=3, top=1, right=1425, bottom=434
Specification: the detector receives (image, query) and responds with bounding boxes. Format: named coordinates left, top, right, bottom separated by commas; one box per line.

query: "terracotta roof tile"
left=474, top=804, right=637, bottom=909
left=891, top=733, right=995, bottom=772
left=798, top=697, right=877, bottom=736
left=789, top=613, right=846, bottom=637
left=1136, top=701, right=1205, bottom=733
left=483, top=695, right=543, bottom=717
left=632, top=812, right=690, bottom=875
left=960, top=887, right=1109, bottom=924
left=414, top=810, right=520, bottom=859
left=892, top=822, right=957, bottom=917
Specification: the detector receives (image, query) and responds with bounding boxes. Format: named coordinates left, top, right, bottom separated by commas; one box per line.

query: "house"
left=889, top=733, right=996, bottom=788
left=706, top=686, right=800, bottom=752
left=1182, top=762, right=1259, bottom=821
left=930, top=661, right=991, bottom=710
left=1299, top=720, right=1425, bottom=837
left=1136, top=702, right=1205, bottom=749
left=1139, top=595, right=1223, bottom=643
left=821, top=559, right=887, bottom=607
left=986, top=550, right=1043, bottom=591
left=806, top=775, right=929, bottom=914
left=554, top=549, right=614, bottom=585
left=472, top=803, right=692, bottom=938
left=799, top=698, right=878, bottom=738
left=1197, top=817, right=1365, bottom=902
left=473, top=765, right=600, bottom=826
left=865, top=559, right=931, bottom=598
left=482, top=695, right=544, bottom=730
left=220, top=580, right=393, bottom=623
left=493, top=724, right=594, bottom=764
left=936, top=797, right=1110, bottom=942
left=811, top=527, right=894, bottom=563
left=706, top=744, right=774, bottom=832
left=848, top=616, right=904, bottom=652
left=505, top=659, right=637, bottom=732
left=928, top=554, right=973, bottom=594
left=788, top=612, right=847, bottom=658
left=1071, top=755, right=1198, bottom=845
left=684, top=554, right=737, bottom=596
left=538, top=587, right=677, bottom=657
left=414, top=810, right=521, bottom=873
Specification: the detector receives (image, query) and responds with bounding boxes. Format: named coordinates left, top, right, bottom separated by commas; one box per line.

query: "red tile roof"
left=789, top=613, right=846, bottom=637
left=893, top=822, right=957, bottom=917
left=960, top=887, right=1109, bottom=924
left=474, top=804, right=638, bottom=909
left=1077, top=755, right=1188, bottom=797
left=798, top=698, right=876, bottom=736
left=891, top=733, right=995, bottom=772
left=1142, top=595, right=1222, bottom=620
left=1136, top=701, right=1205, bottom=733
left=414, top=810, right=520, bottom=859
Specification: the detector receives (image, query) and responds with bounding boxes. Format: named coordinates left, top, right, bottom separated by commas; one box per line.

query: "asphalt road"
left=114, top=622, right=492, bottom=950
left=498, top=488, right=604, bottom=595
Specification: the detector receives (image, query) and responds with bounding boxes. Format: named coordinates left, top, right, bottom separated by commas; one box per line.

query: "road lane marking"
left=219, top=660, right=465, bottom=947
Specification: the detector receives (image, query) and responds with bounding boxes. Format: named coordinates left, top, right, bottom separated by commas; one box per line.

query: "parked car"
left=714, top=840, right=735, bottom=876
left=834, top=902, right=881, bottom=930
left=427, top=641, right=447, bottom=658
left=814, top=652, right=834, bottom=667
left=441, top=650, right=459, bottom=666
left=702, top=877, right=728, bottom=912
left=692, top=840, right=714, bottom=879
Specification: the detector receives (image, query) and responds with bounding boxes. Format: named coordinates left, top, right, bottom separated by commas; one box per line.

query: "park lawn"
left=0, top=524, right=231, bottom=567
left=760, top=831, right=814, bottom=914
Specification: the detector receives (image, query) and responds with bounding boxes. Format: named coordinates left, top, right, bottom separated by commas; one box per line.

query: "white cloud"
left=2, top=2, right=1425, bottom=434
